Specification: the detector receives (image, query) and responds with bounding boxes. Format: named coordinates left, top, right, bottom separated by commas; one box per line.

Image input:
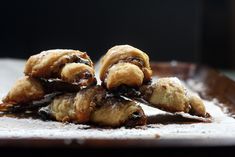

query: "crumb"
left=155, top=134, right=160, bottom=139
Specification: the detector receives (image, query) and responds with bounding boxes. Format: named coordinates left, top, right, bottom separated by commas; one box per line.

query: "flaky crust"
left=24, top=49, right=96, bottom=86
left=2, top=76, right=45, bottom=105
left=1, top=49, right=96, bottom=112
left=61, top=63, right=95, bottom=86
left=48, top=86, right=146, bottom=127
left=50, top=86, right=100, bottom=123
left=188, top=94, right=206, bottom=117
left=105, top=62, right=144, bottom=89
left=50, top=93, right=77, bottom=122
left=91, top=99, right=146, bottom=127
left=149, top=77, right=190, bottom=113
left=100, top=45, right=152, bottom=89
left=140, top=77, right=207, bottom=117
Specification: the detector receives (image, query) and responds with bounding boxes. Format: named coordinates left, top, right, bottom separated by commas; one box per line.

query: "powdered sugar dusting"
left=187, top=79, right=207, bottom=92
left=1, top=98, right=235, bottom=139
left=1, top=60, right=235, bottom=140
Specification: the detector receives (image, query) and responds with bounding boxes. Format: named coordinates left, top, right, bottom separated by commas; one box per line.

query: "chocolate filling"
left=139, top=85, right=154, bottom=101
left=110, top=85, right=141, bottom=98
left=73, top=70, right=96, bottom=86
left=66, top=53, right=92, bottom=67
left=125, top=56, right=144, bottom=69
left=0, top=93, right=59, bottom=119
left=38, top=106, right=54, bottom=121
left=125, top=110, right=146, bottom=127
left=39, top=78, right=81, bottom=93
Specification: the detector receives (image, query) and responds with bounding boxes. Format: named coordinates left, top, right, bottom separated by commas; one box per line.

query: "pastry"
left=0, top=76, right=84, bottom=111
left=24, top=49, right=96, bottom=86
left=39, top=86, right=147, bottom=127
left=0, top=76, right=45, bottom=111
left=99, top=45, right=152, bottom=89
left=140, top=77, right=207, bottom=117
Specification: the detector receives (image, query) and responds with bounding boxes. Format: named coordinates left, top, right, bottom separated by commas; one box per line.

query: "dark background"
left=0, top=0, right=234, bottom=69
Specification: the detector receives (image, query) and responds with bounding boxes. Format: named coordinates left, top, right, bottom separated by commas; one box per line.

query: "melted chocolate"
left=38, top=106, right=54, bottom=121
left=73, top=70, right=95, bottom=86
left=39, top=78, right=81, bottom=93
left=110, top=85, right=141, bottom=98
left=125, top=57, right=144, bottom=69
left=73, top=54, right=91, bottom=66
left=139, top=84, right=153, bottom=101
left=125, top=110, right=147, bottom=127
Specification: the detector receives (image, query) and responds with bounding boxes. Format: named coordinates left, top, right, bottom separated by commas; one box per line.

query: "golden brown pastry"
left=100, top=45, right=152, bottom=89
left=1, top=49, right=96, bottom=112
left=40, top=86, right=146, bottom=127
left=140, top=77, right=207, bottom=117
left=0, top=76, right=45, bottom=111
left=24, top=49, right=96, bottom=86
left=48, top=86, right=101, bottom=123
left=188, top=94, right=206, bottom=117
left=0, top=76, right=83, bottom=112
left=90, top=97, right=146, bottom=127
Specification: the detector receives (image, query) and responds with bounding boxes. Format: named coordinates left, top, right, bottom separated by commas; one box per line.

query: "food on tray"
left=139, top=77, right=207, bottom=117
left=1, top=49, right=96, bottom=111
left=0, top=45, right=208, bottom=127
left=99, top=45, right=152, bottom=89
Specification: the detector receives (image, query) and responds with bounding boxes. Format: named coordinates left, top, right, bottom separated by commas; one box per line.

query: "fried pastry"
left=1, top=49, right=97, bottom=111
left=0, top=76, right=83, bottom=112
left=91, top=93, right=146, bottom=127
left=39, top=86, right=146, bottom=127
left=47, top=86, right=101, bottom=123
left=2, top=76, right=44, bottom=104
left=0, top=76, right=45, bottom=111
left=188, top=94, right=206, bottom=117
left=24, top=49, right=96, bottom=86
left=140, top=77, right=207, bottom=117
left=100, top=45, right=152, bottom=89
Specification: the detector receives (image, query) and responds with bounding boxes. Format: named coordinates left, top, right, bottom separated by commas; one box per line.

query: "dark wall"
left=201, top=0, right=232, bottom=68
left=0, top=0, right=234, bottom=68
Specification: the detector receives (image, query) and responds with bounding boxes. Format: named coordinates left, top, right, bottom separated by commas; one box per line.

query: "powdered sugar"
left=1, top=59, right=235, bottom=140
left=0, top=98, right=235, bottom=139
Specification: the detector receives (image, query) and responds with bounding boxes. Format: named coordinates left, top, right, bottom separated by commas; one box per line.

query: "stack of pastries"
left=0, top=45, right=207, bottom=127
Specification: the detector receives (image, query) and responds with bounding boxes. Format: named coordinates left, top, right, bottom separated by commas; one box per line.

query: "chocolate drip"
left=38, top=106, right=54, bottom=121
left=125, top=111, right=146, bottom=127
left=75, top=55, right=92, bottom=66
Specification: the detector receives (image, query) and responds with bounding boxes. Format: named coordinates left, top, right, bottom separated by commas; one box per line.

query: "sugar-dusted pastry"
left=100, top=45, right=152, bottom=89
left=1, top=49, right=96, bottom=112
left=24, top=49, right=96, bottom=86
left=39, top=86, right=146, bottom=127
left=140, top=77, right=207, bottom=117
left=0, top=76, right=82, bottom=112
left=2, top=76, right=44, bottom=104
left=188, top=94, right=206, bottom=117
left=46, top=86, right=102, bottom=123
left=0, top=76, right=45, bottom=111
left=91, top=93, right=146, bottom=127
